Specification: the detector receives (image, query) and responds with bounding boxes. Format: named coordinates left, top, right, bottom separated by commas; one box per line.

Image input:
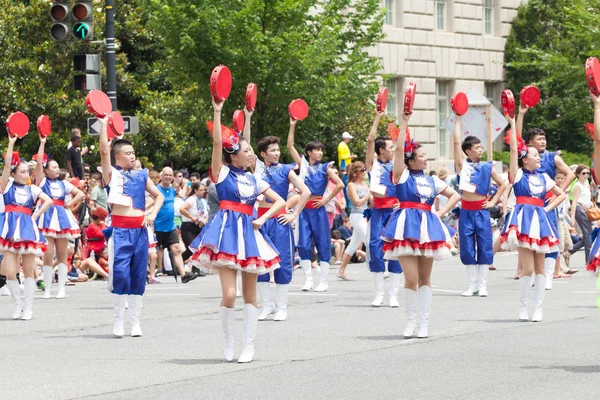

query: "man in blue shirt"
left=155, top=167, right=197, bottom=283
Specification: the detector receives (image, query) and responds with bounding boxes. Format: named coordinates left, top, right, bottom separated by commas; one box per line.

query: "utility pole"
left=105, top=0, right=117, bottom=111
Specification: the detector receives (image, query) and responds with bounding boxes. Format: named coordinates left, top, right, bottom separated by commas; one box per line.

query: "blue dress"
left=36, top=177, right=81, bottom=239
left=190, top=165, right=280, bottom=274
left=500, top=169, right=559, bottom=252
left=381, top=169, right=452, bottom=260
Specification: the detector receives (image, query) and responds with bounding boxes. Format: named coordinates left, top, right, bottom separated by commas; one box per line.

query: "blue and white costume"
left=36, top=177, right=80, bottom=239
left=536, top=151, right=560, bottom=288
left=0, top=179, right=46, bottom=256
left=190, top=165, right=280, bottom=274
left=381, top=169, right=452, bottom=261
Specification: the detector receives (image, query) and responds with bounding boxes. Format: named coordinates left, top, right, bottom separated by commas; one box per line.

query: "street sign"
left=87, top=116, right=139, bottom=135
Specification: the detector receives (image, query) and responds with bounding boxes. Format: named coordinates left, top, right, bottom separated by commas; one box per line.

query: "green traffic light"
left=72, top=22, right=90, bottom=39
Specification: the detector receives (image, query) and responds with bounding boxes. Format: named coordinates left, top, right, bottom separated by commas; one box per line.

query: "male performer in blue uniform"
left=99, top=117, right=164, bottom=338
left=288, top=119, right=344, bottom=292
left=453, top=115, right=506, bottom=297
left=517, top=104, right=575, bottom=290
left=365, top=111, right=403, bottom=307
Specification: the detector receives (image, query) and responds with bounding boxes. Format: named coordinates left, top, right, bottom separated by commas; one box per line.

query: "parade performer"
left=190, top=98, right=285, bottom=363
left=287, top=118, right=344, bottom=292
left=99, top=117, right=164, bottom=338
left=381, top=112, right=460, bottom=338
left=518, top=105, right=575, bottom=289
left=245, top=110, right=310, bottom=322
left=453, top=115, right=506, bottom=297
left=365, top=111, right=403, bottom=307
left=33, top=134, right=84, bottom=299
left=1, top=135, right=52, bottom=320
left=585, top=93, right=600, bottom=275
left=500, top=114, right=565, bottom=322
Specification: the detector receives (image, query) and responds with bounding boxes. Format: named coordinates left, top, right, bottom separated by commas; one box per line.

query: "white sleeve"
left=63, top=181, right=75, bottom=194
left=214, top=165, right=230, bottom=184
left=255, top=176, right=270, bottom=195
left=513, top=169, right=524, bottom=184
left=543, top=173, right=556, bottom=192
left=3, top=179, right=13, bottom=194
left=396, top=168, right=410, bottom=185
left=31, top=185, right=43, bottom=201
left=433, top=176, right=448, bottom=195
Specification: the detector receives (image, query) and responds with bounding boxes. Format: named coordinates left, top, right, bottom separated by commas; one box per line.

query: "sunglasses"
left=360, top=168, right=366, bottom=172
left=582, top=172, right=590, bottom=176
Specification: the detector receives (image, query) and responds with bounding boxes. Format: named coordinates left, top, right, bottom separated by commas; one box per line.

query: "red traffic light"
left=72, top=3, right=92, bottom=21
left=50, top=4, right=68, bottom=21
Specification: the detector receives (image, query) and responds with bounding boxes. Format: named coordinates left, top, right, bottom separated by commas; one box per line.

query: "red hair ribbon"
left=3, top=152, right=22, bottom=171
left=207, top=121, right=241, bottom=153
left=32, top=153, right=48, bottom=168
left=403, top=126, right=418, bottom=158
left=502, top=130, right=528, bottom=159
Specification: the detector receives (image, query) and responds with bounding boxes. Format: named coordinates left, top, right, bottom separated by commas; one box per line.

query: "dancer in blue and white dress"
left=33, top=134, right=84, bottom=299
left=381, top=112, right=459, bottom=339
left=500, top=113, right=565, bottom=322
left=0, top=135, right=52, bottom=320
left=190, top=97, right=286, bottom=363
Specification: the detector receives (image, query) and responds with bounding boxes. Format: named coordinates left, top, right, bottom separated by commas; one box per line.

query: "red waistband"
left=373, top=196, right=399, bottom=209
left=304, top=197, right=323, bottom=209
left=53, top=199, right=65, bottom=207
left=5, top=205, right=32, bottom=215
left=112, top=215, right=144, bottom=228
left=461, top=199, right=486, bottom=211
left=399, top=201, right=432, bottom=212
left=545, top=191, right=553, bottom=200
left=221, top=200, right=254, bottom=216
left=257, top=207, right=286, bottom=219
left=516, top=196, right=544, bottom=207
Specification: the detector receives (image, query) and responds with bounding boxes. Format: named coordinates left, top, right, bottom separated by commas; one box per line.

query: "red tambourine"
left=108, top=111, right=125, bottom=139
left=376, top=87, right=389, bottom=112
left=245, top=83, right=257, bottom=111
left=586, top=57, right=600, bottom=96
left=451, top=92, right=469, bottom=116
left=232, top=110, right=245, bottom=132
left=36, top=115, right=52, bottom=138
left=6, top=112, right=30, bottom=138
left=210, top=65, right=232, bottom=103
left=501, top=89, right=516, bottom=118
left=85, top=90, right=112, bottom=118
left=288, top=99, right=309, bottom=121
left=520, top=85, right=541, bottom=108
left=403, top=82, right=416, bottom=114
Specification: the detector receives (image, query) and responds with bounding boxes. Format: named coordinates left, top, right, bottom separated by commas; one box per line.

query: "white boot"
left=388, top=273, right=401, bottom=308
left=371, top=272, right=384, bottom=307
left=56, top=263, right=67, bottom=299
left=544, top=258, right=554, bottom=290
left=417, top=285, right=432, bottom=338
left=219, top=306, right=235, bottom=362
left=477, top=265, right=489, bottom=297
left=273, top=284, right=288, bottom=321
left=128, top=295, right=143, bottom=337
left=6, top=280, right=22, bottom=319
left=236, top=272, right=242, bottom=297
left=300, top=260, right=313, bottom=291
left=238, top=304, right=258, bottom=363
left=112, top=294, right=127, bottom=337
left=518, top=276, right=531, bottom=321
left=403, top=288, right=418, bottom=338
left=21, top=278, right=35, bottom=320
left=314, top=262, right=329, bottom=292
left=257, top=282, right=275, bottom=320
left=532, top=274, right=546, bottom=322
left=42, top=266, right=53, bottom=299
left=462, top=265, right=479, bottom=297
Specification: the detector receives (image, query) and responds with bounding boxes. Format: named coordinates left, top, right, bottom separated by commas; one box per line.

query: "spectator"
left=337, top=131, right=357, bottom=168
left=67, top=135, right=84, bottom=179
left=179, top=183, right=209, bottom=264
left=67, top=128, right=89, bottom=156
left=330, top=230, right=345, bottom=265
left=190, top=172, right=201, bottom=184
left=337, top=217, right=352, bottom=242
left=90, top=172, right=108, bottom=211
left=570, top=164, right=593, bottom=263
left=325, top=165, right=347, bottom=229
left=85, top=207, right=108, bottom=256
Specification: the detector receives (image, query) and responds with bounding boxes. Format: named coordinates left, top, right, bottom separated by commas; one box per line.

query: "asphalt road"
left=1, top=251, right=598, bottom=400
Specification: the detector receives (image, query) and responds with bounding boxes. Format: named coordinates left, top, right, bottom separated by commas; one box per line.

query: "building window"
left=485, top=82, right=500, bottom=110
left=437, top=81, right=450, bottom=158
left=385, top=79, right=397, bottom=118
left=384, top=0, right=394, bottom=26
left=484, top=0, right=493, bottom=35
left=435, top=0, right=445, bottom=30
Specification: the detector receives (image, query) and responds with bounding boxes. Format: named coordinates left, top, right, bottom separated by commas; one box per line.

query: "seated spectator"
left=85, top=208, right=108, bottom=256
left=330, top=230, right=345, bottom=265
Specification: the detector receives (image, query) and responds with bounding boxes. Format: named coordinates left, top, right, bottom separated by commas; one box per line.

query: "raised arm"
left=506, top=114, right=518, bottom=182
left=1, top=135, right=17, bottom=192
left=392, top=112, right=411, bottom=183
left=33, top=135, right=46, bottom=185
left=366, top=111, right=384, bottom=172
left=210, top=98, right=224, bottom=181
left=453, top=115, right=464, bottom=173
left=286, top=117, right=302, bottom=166
left=98, top=116, right=112, bottom=185
left=242, top=108, right=257, bottom=172
left=516, top=103, right=528, bottom=138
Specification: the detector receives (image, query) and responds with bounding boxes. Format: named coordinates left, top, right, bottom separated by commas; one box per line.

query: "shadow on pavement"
left=355, top=335, right=406, bottom=341
left=164, top=359, right=224, bottom=365
left=521, top=365, right=600, bottom=374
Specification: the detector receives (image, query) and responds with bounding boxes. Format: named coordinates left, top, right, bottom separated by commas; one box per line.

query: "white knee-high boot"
left=417, top=285, right=432, bottom=338
left=273, top=284, right=288, bottom=321
left=235, top=272, right=242, bottom=298
left=112, top=294, right=127, bottom=337
left=314, top=262, right=329, bottom=292
left=462, top=265, right=479, bottom=297
left=518, top=276, right=532, bottom=321
left=128, top=295, right=143, bottom=337
left=388, top=273, right=401, bottom=308
left=477, top=265, right=489, bottom=297
left=300, top=260, right=313, bottom=291
left=21, top=278, right=36, bottom=320
left=371, top=272, right=384, bottom=307
left=238, top=304, right=258, bottom=363
left=219, top=306, right=235, bottom=362
left=544, top=258, right=554, bottom=290
left=403, top=288, right=417, bottom=338
left=56, top=263, right=68, bottom=299
left=6, top=280, right=22, bottom=319
left=532, top=274, right=546, bottom=322
left=42, top=266, right=53, bottom=299
left=257, top=282, right=275, bottom=320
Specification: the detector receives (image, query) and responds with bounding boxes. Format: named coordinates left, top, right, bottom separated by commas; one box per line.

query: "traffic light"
left=71, top=0, right=93, bottom=40
left=50, top=0, right=71, bottom=41
left=73, top=54, right=101, bottom=91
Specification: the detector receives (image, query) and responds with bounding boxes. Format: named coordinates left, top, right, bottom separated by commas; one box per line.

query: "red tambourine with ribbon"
left=403, top=82, right=416, bottom=114
left=450, top=92, right=469, bottom=116
left=85, top=90, right=112, bottom=118
left=232, top=110, right=245, bottom=132
left=586, top=57, right=600, bottom=96
left=376, top=87, right=389, bottom=112
left=501, top=89, right=516, bottom=118
left=520, top=85, right=541, bottom=108
left=6, top=112, right=30, bottom=138
left=210, top=65, right=232, bottom=103
left=108, top=111, right=125, bottom=140
left=288, top=99, right=309, bottom=121
left=36, top=115, right=52, bottom=138
left=245, top=83, right=257, bottom=111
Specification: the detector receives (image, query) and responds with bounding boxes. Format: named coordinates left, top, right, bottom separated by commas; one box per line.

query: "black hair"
left=71, top=135, right=81, bottom=143
left=257, top=136, right=281, bottom=155
left=174, top=169, right=182, bottom=177
left=331, top=230, right=341, bottom=240
left=575, top=164, right=590, bottom=177
left=375, top=137, right=390, bottom=156
left=190, top=172, right=201, bottom=180
left=404, top=144, right=423, bottom=166
left=526, top=128, right=545, bottom=144
left=223, top=138, right=247, bottom=164
left=517, top=146, right=535, bottom=168
left=191, top=182, right=201, bottom=192
left=304, top=141, right=323, bottom=158
left=461, top=136, right=481, bottom=155
left=112, top=139, right=133, bottom=155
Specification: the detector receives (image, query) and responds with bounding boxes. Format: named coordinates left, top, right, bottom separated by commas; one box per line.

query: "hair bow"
left=403, top=127, right=418, bottom=159
left=207, top=121, right=241, bottom=153
left=3, top=152, right=22, bottom=171
left=32, top=153, right=49, bottom=168
left=502, top=131, right=528, bottom=159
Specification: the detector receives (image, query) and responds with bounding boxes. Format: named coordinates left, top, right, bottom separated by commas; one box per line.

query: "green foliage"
left=488, top=151, right=590, bottom=168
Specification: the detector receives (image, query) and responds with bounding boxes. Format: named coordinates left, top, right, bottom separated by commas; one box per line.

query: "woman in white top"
left=570, top=164, right=593, bottom=263
left=179, top=183, right=209, bottom=263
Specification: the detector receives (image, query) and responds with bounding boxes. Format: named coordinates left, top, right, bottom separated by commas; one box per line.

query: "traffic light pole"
left=105, top=0, right=117, bottom=111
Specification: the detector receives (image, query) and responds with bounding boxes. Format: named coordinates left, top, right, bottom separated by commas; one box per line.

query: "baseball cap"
left=342, top=132, right=353, bottom=140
